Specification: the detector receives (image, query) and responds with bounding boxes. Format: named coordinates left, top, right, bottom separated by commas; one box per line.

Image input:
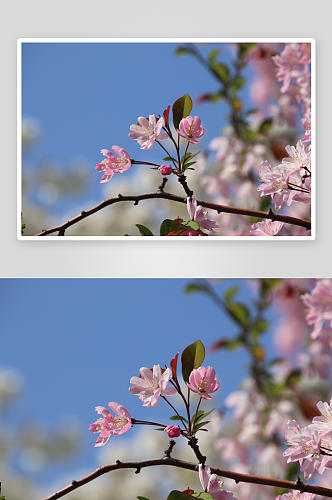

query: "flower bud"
left=158, top=165, right=172, bottom=176
left=164, top=425, right=181, bottom=437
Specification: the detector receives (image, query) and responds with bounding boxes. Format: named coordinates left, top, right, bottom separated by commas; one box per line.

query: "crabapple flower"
left=164, top=425, right=181, bottom=438
left=187, top=198, right=219, bottom=233
left=276, top=492, right=315, bottom=500
left=89, top=402, right=132, bottom=447
left=257, top=161, right=310, bottom=211
left=187, top=366, right=220, bottom=400
left=129, top=115, right=168, bottom=150
left=95, top=147, right=131, bottom=183
left=158, top=164, right=172, bottom=176
left=283, top=420, right=332, bottom=479
left=250, top=220, right=284, bottom=236
left=302, top=113, right=311, bottom=142
left=312, top=398, right=332, bottom=431
left=129, top=365, right=177, bottom=407
left=301, top=280, right=332, bottom=339
left=199, top=464, right=238, bottom=500
left=177, top=116, right=205, bottom=144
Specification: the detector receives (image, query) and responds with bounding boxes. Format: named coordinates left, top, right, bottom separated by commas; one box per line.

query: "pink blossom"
left=301, top=280, right=332, bottom=339
left=250, top=220, right=284, bottom=236
left=199, top=464, right=238, bottom=500
left=177, top=116, right=205, bottom=144
left=276, top=491, right=315, bottom=500
left=129, top=115, right=168, bottom=150
left=129, top=365, right=177, bottom=407
left=282, top=140, right=311, bottom=171
left=95, top=147, right=131, bottom=183
left=187, top=198, right=219, bottom=233
left=89, top=402, right=132, bottom=447
left=186, top=366, right=220, bottom=400
left=283, top=420, right=332, bottom=479
left=301, top=113, right=311, bottom=142
left=272, top=44, right=310, bottom=94
left=158, top=165, right=172, bottom=176
left=312, top=398, right=332, bottom=431
left=164, top=425, right=181, bottom=438
left=257, top=161, right=310, bottom=211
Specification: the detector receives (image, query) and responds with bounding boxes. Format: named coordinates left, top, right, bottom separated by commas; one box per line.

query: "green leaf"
left=172, top=94, right=193, bottom=130
left=191, top=410, right=204, bottom=423
left=227, top=303, right=250, bottom=328
left=181, top=340, right=205, bottom=383
left=160, top=219, right=193, bottom=236
left=285, top=369, right=302, bottom=387
left=184, top=283, right=202, bottom=294
left=136, top=224, right=154, bottom=236
left=238, top=42, right=256, bottom=60
left=175, top=46, right=193, bottom=57
left=208, top=48, right=221, bottom=63
left=193, top=420, right=210, bottom=432
left=211, top=63, right=229, bottom=83
left=180, top=220, right=200, bottom=232
left=192, top=493, right=214, bottom=500
left=163, top=156, right=177, bottom=163
left=259, top=118, right=273, bottom=134
left=251, top=319, right=269, bottom=338
left=167, top=491, right=195, bottom=500
left=183, top=151, right=200, bottom=165
left=224, top=286, right=239, bottom=304
left=170, top=415, right=188, bottom=423
left=194, top=408, right=215, bottom=424
left=182, top=161, right=196, bottom=171
left=230, top=76, right=246, bottom=92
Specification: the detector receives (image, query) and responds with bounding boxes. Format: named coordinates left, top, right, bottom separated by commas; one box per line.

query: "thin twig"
left=40, top=457, right=332, bottom=500
left=34, top=191, right=311, bottom=236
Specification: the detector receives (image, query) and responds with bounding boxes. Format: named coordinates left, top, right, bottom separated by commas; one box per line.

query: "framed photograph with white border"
left=18, top=38, right=315, bottom=240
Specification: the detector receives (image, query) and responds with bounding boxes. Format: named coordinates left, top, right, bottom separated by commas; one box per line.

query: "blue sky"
left=1, top=278, right=279, bottom=488
left=21, top=41, right=256, bottom=221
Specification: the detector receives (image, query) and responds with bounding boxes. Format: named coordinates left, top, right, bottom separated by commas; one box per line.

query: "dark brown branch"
left=34, top=192, right=311, bottom=236
left=41, top=457, right=332, bottom=500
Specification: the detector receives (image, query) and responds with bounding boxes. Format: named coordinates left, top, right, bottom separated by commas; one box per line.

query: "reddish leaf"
left=170, top=352, right=179, bottom=378
left=209, top=339, right=231, bottom=353
left=163, top=104, right=171, bottom=127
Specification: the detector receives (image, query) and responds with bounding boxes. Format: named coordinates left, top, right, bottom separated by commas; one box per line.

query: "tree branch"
left=34, top=191, right=311, bottom=236
left=41, top=457, right=332, bottom=500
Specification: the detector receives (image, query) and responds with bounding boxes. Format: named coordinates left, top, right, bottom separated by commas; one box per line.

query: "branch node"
left=158, top=177, right=168, bottom=192
left=164, top=439, right=176, bottom=458
left=135, top=467, right=141, bottom=474
left=71, top=480, right=77, bottom=485
left=118, top=194, right=123, bottom=198
left=116, top=460, right=122, bottom=465
left=81, top=210, right=86, bottom=215
left=268, top=208, right=276, bottom=220
left=134, top=200, right=139, bottom=206
left=296, top=477, right=306, bottom=492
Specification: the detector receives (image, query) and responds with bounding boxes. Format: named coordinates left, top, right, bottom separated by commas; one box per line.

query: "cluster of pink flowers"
left=89, top=361, right=220, bottom=446
left=301, top=279, right=332, bottom=340
left=272, top=43, right=311, bottom=118
left=96, top=112, right=205, bottom=184
left=284, top=398, right=332, bottom=479
left=257, top=139, right=311, bottom=213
